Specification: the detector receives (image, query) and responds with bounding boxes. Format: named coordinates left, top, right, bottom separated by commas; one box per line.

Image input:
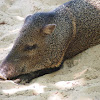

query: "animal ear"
left=42, top=24, right=56, bottom=35
left=24, top=15, right=32, bottom=23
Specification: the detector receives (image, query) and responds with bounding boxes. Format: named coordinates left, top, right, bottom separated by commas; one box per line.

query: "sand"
left=0, top=0, right=100, bottom=100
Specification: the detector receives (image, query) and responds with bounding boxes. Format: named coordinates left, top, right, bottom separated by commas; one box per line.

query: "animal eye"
left=24, top=44, right=38, bottom=51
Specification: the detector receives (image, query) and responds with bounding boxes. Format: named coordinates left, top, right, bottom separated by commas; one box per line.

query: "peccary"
left=0, top=0, right=100, bottom=83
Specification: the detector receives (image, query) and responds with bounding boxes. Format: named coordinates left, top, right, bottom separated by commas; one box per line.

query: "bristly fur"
left=0, top=0, right=100, bottom=83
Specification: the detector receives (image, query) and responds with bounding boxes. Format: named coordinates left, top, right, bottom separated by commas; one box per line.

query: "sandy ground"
left=0, top=0, right=100, bottom=100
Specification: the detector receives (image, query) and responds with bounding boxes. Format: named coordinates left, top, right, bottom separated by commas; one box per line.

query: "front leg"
left=13, top=73, right=34, bottom=84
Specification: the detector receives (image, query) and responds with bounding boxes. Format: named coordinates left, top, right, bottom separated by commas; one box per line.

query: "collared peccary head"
left=0, top=12, right=69, bottom=80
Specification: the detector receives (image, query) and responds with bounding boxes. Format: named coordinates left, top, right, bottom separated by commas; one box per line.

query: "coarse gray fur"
left=0, top=0, right=100, bottom=83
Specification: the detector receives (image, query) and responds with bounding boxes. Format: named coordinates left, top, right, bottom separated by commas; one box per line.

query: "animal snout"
left=0, top=71, right=7, bottom=80
left=0, top=62, right=16, bottom=80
